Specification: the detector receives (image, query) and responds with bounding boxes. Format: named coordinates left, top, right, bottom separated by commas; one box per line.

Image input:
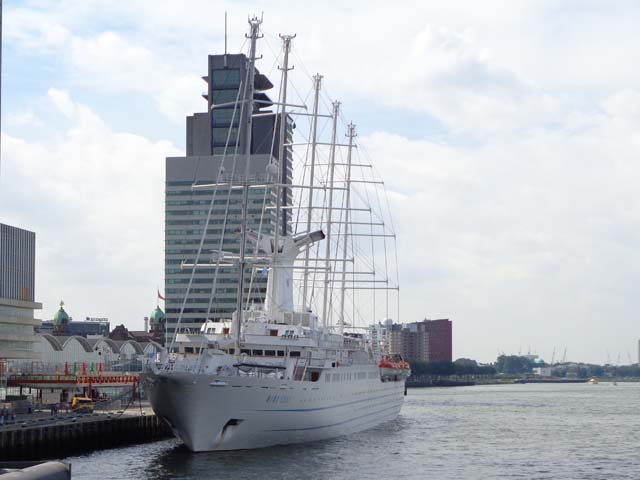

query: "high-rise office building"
left=165, top=53, right=292, bottom=344
left=0, top=223, right=42, bottom=361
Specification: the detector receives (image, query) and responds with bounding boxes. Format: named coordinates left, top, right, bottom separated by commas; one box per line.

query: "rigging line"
left=205, top=82, right=247, bottom=327
left=308, top=140, right=330, bottom=306
left=356, top=141, right=401, bottom=319
left=365, top=146, right=402, bottom=319
left=169, top=78, right=247, bottom=355
left=292, top=85, right=320, bottom=235
left=356, top=143, right=397, bottom=234
left=357, top=146, right=378, bottom=324
left=290, top=49, right=317, bottom=86
left=233, top=16, right=264, bottom=354
left=364, top=145, right=391, bottom=320
left=201, top=30, right=255, bottom=329
left=245, top=39, right=286, bottom=309
left=326, top=136, right=349, bottom=326
left=291, top=87, right=320, bottom=235
left=261, top=33, right=282, bottom=78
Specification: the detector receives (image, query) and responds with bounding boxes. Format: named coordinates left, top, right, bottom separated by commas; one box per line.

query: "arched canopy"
left=120, top=340, right=144, bottom=355
left=61, top=335, right=93, bottom=353
left=92, top=337, right=120, bottom=354
left=41, top=333, right=63, bottom=351
left=142, top=340, right=163, bottom=355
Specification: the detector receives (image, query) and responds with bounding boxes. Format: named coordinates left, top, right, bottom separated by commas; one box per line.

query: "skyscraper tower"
left=164, top=52, right=292, bottom=344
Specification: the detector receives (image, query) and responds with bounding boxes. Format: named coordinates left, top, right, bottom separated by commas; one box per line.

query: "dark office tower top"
left=186, top=53, right=290, bottom=159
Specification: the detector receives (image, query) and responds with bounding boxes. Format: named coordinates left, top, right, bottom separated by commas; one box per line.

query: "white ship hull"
left=145, top=365, right=405, bottom=451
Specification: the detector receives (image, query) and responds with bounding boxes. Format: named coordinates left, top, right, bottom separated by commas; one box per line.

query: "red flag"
left=157, top=289, right=165, bottom=301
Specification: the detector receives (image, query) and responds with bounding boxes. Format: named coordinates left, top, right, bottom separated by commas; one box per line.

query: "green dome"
left=149, top=306, right=165, bottom=325
left=53, top=302, right=70, bottom=326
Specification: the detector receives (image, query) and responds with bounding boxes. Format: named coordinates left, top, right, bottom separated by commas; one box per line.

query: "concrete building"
left=424, top=318, right=453, bottom=362
left=0, top=223, right=42, bottom=361
left=165, top=53, right=292, bottom=344
left=378, top=318, right=453, bottom=362
left=38, top=302, right=110, bottom=338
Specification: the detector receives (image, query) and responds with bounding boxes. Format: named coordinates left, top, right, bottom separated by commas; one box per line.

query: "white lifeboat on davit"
left=378, top=355, right=411, bottom=380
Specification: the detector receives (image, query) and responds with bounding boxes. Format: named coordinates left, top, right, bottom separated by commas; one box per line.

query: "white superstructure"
left=144, top=16, right=407, bottom=452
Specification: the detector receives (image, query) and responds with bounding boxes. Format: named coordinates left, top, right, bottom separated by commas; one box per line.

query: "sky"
left=1, top=0, right=640, bottom=364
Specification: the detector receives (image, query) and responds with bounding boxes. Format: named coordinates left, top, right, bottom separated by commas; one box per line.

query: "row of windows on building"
left=166, top=188, right=268, bottom=195
left=164, top=292, right=267, bottom=304
left=166, top=287, right=237, bottom=294
left=165, top=304, right=263, bottom=314
left=167, top=198, right=269, bottom=206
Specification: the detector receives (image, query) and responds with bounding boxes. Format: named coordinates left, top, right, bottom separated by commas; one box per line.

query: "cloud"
left=6, top=10, right=204, bottom=124
left=0, top=91, right=181, bottom=328
left=359, top=89, right=640, bottom=361
left=5, top=111, right=44, bottom=128
left=5, top=1, right=640, bottom=362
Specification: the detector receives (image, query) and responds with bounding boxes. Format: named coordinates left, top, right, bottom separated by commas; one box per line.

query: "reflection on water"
left=68, top=383, right=640, bottom=480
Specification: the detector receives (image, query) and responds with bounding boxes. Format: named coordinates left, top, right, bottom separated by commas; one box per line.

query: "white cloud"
left=5, top=111, right=43, bottom=128
left=0, top=91, right=181, bottom=329
left=5, top=1, right=640, bottom=362
left=359, top=91, right=640, bottom=362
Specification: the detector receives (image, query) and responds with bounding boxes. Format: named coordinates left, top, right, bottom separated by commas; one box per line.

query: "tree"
left=494, top=355, right=536, bottom=374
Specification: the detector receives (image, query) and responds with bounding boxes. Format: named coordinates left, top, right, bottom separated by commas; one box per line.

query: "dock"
left=0, top=409, right=171, bottom=461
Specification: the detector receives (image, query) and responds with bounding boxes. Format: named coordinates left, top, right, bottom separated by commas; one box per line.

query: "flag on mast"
left=157, top=289, right=165, bottom=302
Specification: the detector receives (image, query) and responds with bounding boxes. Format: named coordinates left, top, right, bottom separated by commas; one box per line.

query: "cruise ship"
left=144, top=16, right=408, bottom=452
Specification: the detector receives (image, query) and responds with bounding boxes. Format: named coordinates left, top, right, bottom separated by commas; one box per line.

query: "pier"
left=0, top=410, right=171, bottom=461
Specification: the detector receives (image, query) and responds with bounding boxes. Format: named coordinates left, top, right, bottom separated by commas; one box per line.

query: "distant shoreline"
left=406, top=376, right=640, bottom=388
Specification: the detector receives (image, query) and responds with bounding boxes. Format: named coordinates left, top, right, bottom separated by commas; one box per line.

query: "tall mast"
left=301, top=74, right=322, bottom=310
left=273, top=34, right=294, bottom=261
left=234, top=16, right=262, bottom=353
left=321, top=101, right=340, bottom=328
left=338, top=122, right=356, bottom=335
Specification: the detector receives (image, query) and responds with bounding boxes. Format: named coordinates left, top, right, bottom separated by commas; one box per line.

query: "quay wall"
left=407, top=374, right=503, bottom=388
left=0, top=414, right=172, bottom=461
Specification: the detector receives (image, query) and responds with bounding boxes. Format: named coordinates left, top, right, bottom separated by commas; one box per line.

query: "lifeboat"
left=378, top=357, right=411, bottom=380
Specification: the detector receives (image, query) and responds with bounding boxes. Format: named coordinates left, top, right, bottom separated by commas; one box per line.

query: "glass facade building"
left=165, top=53, right=292, bottom=345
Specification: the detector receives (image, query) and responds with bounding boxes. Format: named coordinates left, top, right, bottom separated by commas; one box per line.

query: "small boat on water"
left=588, top=377, right=599, bottom=384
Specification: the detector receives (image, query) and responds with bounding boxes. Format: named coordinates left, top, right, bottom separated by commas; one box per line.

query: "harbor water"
left=66, top=382, right=640, bottom=479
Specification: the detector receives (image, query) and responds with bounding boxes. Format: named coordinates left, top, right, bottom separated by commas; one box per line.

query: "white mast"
left=270, top=33, right=294, bottom=317
left=321, top=101, right=340, bottom=328
left=338, top=122, right=356, bottom=334
left=301, top=73, right=323, bottom=310
left=234, top=15, right=262, bottom=353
